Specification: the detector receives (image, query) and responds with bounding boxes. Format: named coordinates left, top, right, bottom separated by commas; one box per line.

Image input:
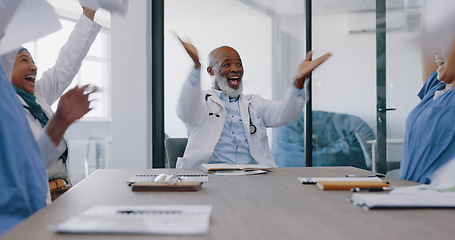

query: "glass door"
left=311, top=0, right=422, bottom=175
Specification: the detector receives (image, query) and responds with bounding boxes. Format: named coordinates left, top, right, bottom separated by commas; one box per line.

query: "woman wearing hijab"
left=11, top=5, right=101, bottom=200
left=1, top=0, right=95, bottom=235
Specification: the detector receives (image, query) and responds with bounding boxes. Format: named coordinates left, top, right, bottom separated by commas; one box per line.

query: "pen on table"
left=345, top=174, right=385, bottom=178
left=117, top=210, right=182, bottom=214
left=350, top=187, right=393, bottom=192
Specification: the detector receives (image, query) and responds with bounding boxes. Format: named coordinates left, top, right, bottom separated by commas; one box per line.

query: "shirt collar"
left=212, top=88, right=240, bottom=102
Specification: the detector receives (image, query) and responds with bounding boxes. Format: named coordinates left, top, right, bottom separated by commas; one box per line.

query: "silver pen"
left=351, top=187, right=393, bottom=192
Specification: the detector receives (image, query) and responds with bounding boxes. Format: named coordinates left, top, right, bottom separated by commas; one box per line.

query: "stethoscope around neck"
left=205, top=94, right=257, bottom=134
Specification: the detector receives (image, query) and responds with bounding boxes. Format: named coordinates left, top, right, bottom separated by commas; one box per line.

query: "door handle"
left=378, top=108, right=396, bottom=112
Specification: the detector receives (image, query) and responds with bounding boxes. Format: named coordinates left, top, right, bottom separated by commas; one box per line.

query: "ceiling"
left=46, top=0, right=423, bottom=25
left=240, top=0, right=422, bottom=17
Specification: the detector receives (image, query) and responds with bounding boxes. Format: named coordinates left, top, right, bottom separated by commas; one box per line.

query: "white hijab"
left=0, top=0, right=60, bottom=79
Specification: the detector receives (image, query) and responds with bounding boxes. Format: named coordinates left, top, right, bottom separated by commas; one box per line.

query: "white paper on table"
left=348, top=157, right=455, bottom=210
left=51, top=205, right=212, bottom=235
left=391, top=156, right=455, bottom=195
left=79, top=0, right=129, bottom=16
left=0, top=0, right=61, bottom=55
left=214, top=170, right=268, bottom=176
left=349, top=191, right=455, bottom=210
left=298, top=177, right=384, bottom=184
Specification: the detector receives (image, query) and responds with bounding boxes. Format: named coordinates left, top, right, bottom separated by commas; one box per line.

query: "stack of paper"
left=348, top=156, right=455, bottom=210
left=298, top=177, right=384, bottom=184
left=52, top=205, right=212, bottom=235
left=348, top=192, right=455, bottom=210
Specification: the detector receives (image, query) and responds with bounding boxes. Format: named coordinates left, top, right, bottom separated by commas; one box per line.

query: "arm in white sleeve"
left=36, top=13, right=102, bottom=105
left=36, top=131, right=65, bottom=168
left=177, top=67, right=205, bottom=125
left=255, top=84, right=306, bottom=128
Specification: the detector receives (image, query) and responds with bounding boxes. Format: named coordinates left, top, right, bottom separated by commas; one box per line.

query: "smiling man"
left=175, top=38, right=331, bottom=168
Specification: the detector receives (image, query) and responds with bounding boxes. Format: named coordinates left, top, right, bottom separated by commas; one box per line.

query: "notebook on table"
left=52, top=205, right=212, bottom=235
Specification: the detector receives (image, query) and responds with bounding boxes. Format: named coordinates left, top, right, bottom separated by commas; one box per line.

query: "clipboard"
left=316, top=181, right=389, bottom=190
left=131, top=181, right=203, bottom=191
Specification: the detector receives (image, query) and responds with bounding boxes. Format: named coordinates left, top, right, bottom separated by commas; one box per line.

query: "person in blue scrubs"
left=0, top=65, right=49, bottom=236
left=0, top=1, right=47, bottom=235
left=0, top=67, right=94, bottom=238
left=400, top=48, right=455, bottom=184
left=0, top=0, right=95, bottom=235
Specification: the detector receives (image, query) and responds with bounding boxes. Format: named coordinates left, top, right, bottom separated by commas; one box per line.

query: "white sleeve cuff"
left=37, top=131, right=62, bottom=168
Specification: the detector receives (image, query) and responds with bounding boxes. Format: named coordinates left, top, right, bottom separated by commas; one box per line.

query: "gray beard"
left=213, top=74, right=243, bottom=98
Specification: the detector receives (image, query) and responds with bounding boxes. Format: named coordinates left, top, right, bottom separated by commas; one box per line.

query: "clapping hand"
left=294, top=51, right=331, bottom=89
left=176, top=34, right=201, bottom=69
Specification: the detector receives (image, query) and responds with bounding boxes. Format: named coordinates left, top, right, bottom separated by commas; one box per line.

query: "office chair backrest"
left=355, top=132, right=373, bottom=170
left=164, top=138, right=188, bottom=168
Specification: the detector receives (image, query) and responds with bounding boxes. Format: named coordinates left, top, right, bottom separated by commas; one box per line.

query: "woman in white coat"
left=11, top=5, right=101, bottom=198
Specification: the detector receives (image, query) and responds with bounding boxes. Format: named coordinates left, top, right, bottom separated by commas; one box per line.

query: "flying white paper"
left=421, top=0, right=455, bottom=53
left=0, top=0, right=61, bottom=55
left=79, top=0, right=129, bottom=16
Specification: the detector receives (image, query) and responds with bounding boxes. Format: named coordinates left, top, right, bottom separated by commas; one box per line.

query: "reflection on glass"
left=272, top=1, right=421, bottom=174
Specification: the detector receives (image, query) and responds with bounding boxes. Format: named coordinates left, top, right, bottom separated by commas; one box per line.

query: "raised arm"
left=258, top=51, right=331, bottom=127
left=420, top=0, right=438, bottom=84
left=177, top=35, right=201, bottom=69
left=293, top=51, right=331, bottom=89
left=176, top=36, right=205, bottom=125
left=45, top=85, right=94, bottom=146
left=36, top=5, right=101, bottom=105
left=82, top=5, right=96, bottom=21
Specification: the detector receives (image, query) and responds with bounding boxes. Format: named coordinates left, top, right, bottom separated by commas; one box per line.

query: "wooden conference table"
left=2, top=167, right=455, bottom=240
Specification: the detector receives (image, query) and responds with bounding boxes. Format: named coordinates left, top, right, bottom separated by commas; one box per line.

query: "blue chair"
left=271, top=111, right=376, bottom=170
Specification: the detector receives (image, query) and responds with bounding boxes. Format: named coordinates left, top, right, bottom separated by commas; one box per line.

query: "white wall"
left=164, top=0, right=272, bottom=138
left=110, top=0, right=151, bottom=168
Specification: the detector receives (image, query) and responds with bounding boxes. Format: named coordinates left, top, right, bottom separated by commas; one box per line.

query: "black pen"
left=345, top=174, right=385, bottom=178
left=117, top=210, right=182, bottom=214
left=350, top=187, right=393, bottom=192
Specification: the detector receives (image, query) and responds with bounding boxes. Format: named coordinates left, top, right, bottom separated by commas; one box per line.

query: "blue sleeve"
left=0, top=67, right=48, bottom=237
left=188, top=67, right=201, bottom=87
left=418, top=71, right=444, bottom=100
left=290, top=83, right=306, bottom=99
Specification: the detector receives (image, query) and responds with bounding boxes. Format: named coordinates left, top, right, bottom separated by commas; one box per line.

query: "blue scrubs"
left=0, top=66, right=48, bottom=236
left=400, top=71, right=455, bottom=184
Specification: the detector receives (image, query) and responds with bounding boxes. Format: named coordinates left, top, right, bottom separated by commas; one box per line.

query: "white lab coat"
left=176, top=68, right=306, bottom=168
left=17, top=14, right=101, bottom=185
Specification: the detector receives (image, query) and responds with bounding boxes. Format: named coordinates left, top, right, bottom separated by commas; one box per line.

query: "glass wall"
left=308, top=0, right=422, bottom=175
left=164, top=0, right=311, bottom=168
left=28, top=0, right=425, bottom=174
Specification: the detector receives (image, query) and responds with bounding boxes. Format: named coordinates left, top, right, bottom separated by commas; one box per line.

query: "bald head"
left=208, top=46, right=240, bottom=68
